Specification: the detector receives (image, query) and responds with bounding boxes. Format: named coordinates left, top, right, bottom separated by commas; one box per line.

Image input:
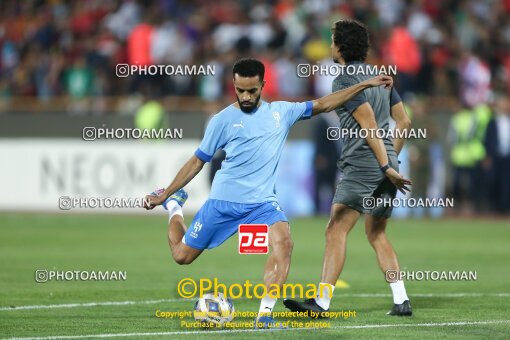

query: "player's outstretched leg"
left=365, top=214, right=412, bottom=316
left=283, top=204, right=360, bottom=318
left=150, top=188, right=202, bottom=265
left=255, top=221, right=293, bottom=329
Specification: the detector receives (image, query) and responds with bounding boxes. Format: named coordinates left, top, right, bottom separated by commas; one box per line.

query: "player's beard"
left=237, top=94, right=261, bottom=113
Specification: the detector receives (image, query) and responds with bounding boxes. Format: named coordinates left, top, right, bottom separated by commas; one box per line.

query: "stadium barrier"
left=0, top=139, right=209, bottom=214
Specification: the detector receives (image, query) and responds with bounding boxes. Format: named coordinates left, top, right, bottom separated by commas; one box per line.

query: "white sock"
left=390, top=280, right=409, bottom=304
left=258, top=296, right=277, bottom=317
left=314, top=282, right=335, bottom=310
left=165, top=200, right=183, bottom=221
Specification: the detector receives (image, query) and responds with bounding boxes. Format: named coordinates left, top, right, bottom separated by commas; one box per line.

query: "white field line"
left=1, top=293, right=509, bottom=312
left=337, top=293, right=510, bottom=298
left=4, top=320, right=510, bottom=339
left=0, top=298, right=184, bottom=311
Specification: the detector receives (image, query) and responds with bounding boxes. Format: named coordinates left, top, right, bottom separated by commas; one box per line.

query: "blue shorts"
left=183, top=199, right=288, bottom=250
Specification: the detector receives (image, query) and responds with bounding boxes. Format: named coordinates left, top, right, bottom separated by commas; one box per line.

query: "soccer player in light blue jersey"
left=144, top=58, right=392, bottom=327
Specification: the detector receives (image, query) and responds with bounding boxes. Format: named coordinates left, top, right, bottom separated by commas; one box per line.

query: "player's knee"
left=326, top=219, right=336, bottom=230
left=366, top=229, right=385, bottom=245
left=285, top=238, right=294, bottom=254
left=282, top=237, right=294, bottom=255
left=173, top=254, right=186, bottom=265
left=173, top=252, right=193, bottom=265
left=325, top=219, right=346, bottom=237
left=274, top=237, right=293, bottom=256
left=329, top=206, right=344, bottom=223
left=327, top=206, right=352, bottom=232
left=174, top=257, right=193, bottom=265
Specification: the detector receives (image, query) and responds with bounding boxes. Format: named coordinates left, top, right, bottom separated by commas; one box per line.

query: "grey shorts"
left=333, top=153, right=399, bottom=218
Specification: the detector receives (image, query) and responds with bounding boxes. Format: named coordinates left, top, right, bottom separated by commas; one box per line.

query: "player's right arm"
left=145, top=113, right=226, bottom=209
left=352, top=103, right=412, bottom=194
left=144, top=155, right=205, bottom=209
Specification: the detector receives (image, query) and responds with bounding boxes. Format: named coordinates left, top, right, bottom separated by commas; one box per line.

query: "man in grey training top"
left=284, top=19, right=413, bottom=316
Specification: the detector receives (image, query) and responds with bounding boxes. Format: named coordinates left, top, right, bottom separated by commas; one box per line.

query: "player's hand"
left=364, top=75, right=393, bottom=89
left=384, top=168, right=412, bottom=194
left=143, top=194, right=165, bottom=210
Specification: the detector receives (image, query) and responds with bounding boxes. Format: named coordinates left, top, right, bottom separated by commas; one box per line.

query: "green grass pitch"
left=1, top=212, right=509, bottom=339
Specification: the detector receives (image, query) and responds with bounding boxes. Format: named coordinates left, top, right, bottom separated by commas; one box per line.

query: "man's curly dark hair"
left=331, top=19, right=370, bottom=63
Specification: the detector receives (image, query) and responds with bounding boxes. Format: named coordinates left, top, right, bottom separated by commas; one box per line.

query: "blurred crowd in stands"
left=1, top=0, right=509, bottom=215
left=3, top=0, right=510, bottom=99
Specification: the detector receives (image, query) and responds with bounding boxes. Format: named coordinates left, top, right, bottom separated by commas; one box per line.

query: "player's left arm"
left=311, top=75, right=392, bottom=116
left=389, top=89, right=411, bottom=155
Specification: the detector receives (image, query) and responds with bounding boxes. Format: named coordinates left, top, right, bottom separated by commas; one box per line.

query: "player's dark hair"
left=232, top=58, right=265, bottom=81
left=331, top=19, right=370, bottom=63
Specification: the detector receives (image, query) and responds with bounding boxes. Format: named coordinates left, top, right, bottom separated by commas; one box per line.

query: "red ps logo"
left=238, top=224, right=268, bottom=254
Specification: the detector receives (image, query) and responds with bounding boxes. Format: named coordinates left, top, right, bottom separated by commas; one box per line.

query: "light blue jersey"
left=194, top=100, right=313, bottom=204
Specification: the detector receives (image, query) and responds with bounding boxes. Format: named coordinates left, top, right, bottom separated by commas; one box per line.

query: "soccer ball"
left=193, top=292, right=235, bottom=326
